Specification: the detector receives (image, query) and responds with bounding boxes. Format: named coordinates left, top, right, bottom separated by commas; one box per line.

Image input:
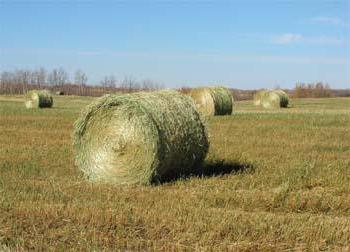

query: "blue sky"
left=0, top=0, right=349, bottom=89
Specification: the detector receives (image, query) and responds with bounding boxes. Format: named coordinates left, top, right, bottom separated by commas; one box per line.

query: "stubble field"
left=0, top=95, right=349, bottom=251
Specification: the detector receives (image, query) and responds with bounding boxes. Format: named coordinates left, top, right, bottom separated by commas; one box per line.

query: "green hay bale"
left=24, top=90, right=53, bottom=108
left=188, top=86, right=234, bottom=116
left=73, top=90, right=209, bottom=185
left=261, top=90, right=289, bottom=109
left=253, top=90, right=267, bottom=106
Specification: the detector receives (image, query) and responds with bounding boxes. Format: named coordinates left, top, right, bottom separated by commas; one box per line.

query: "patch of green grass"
left=0, top=95, right=349, bottom=250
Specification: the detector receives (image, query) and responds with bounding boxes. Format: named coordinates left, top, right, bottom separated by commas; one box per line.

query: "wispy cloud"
left=271, top=33, right=303, bottom=44
left=309, top=16, right=350, bottom=27
left=270, top=33, right=346, bottom=46
left=305, top=36, right=344, bottom=45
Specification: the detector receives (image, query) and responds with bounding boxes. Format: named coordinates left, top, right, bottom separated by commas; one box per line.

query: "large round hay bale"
left=253, top=90, right=267, bottom=106
left=261, top=90, right=289, bottom=109
left=25, top=90, right=53, bottom=108
left=73, top=90, right=209, bottom=185
left=188, top=86, right=233, bottom=116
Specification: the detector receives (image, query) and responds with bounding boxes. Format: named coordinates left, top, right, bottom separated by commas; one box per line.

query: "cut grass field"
left=0, top=95, right=349, bottom=251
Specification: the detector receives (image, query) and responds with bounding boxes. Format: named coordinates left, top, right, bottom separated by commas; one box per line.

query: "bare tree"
left=57, top=67, right=68, bottom=87
left=31, top=68, right=46, bottom=88
left=37, top=67, right=47, bottom=87
left=141, top=79, right=153, bottom=91
left=101, top=77, right=107, bottom=89
left=101, top=75, right=116, bottom=89
left=141, top=79, right=163, bottom=91
left=13, top=69, right=31, bottom=93
left=120, top=75, right=139, bottom=92
left=75, top=70, right=88, bottom=95
left=48, top=67, right=68, bottom=87
left=109, top=75, right=116, bottom=88
left=0, top=71, right=14, bottom=94
left=75, top=70, right=88, bottom=86
left=48, top=69, right=59, bottom=86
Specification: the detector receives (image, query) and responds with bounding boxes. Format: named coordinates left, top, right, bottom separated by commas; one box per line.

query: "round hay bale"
left=274, top=90, right=289, bottom=107
left=188, top=86, right=234, bottom=116
left=25, top=90, right=53, bottom=108
left=261, top=90, right=289, bottom=109
left=253, top=90, right=267, bottom=106
left=73, top=90, right=209, bottom=185
left=56, top=91, right=64, bottom=95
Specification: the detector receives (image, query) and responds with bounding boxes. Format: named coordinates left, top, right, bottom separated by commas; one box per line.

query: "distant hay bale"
left=73, top=90, right=209, bottom=185
left=56, top=91, right=64, bottom=95
left=260, top=90, right=289, bottom=109
left=253, top=90, right=267, bottom=106
left=274, top=90, right=289, bottom=107
left=25, top=90, right=53, bottom=108
left=188, top=86, right=234, bottom=116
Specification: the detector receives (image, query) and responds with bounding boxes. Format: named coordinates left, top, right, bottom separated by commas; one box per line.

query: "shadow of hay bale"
left=200, top=160, right=255, bottom=177
left=156, top=159, right=255, bottom=184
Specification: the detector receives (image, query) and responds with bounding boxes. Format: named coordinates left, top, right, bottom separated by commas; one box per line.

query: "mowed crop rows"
left=0, top=96, right=349, bottom=251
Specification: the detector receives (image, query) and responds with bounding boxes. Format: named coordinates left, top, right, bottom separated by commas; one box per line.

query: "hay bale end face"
left=73, top=90, right=209, bottom=185
left=25, top=90, right=53, bottom=108
left=189, top=86, right=234, bottom=116
left=259, top=90, right=289, bottom=109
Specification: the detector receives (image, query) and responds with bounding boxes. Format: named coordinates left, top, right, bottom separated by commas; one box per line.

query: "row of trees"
left=0, top=68, right=339, bottom=99
left=293, top=82, right=332, bottom=98
left=0, top=68, right=88, bottom=93
left=0, top=67, right=164, bottom=95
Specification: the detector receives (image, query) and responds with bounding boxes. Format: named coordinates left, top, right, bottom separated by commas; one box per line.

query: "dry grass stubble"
left=0, top=96, right=349, bottom=250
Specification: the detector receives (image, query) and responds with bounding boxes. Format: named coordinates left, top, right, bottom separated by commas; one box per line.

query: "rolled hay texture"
left=253, top=90, right=267, bottom=106
left=25, top=90, right=53, bottom=108
left=261, top=90, right=289, bottom=109
left=73, top=90, right=209, bottom=185
left=188, top=87, right=234, bottom=116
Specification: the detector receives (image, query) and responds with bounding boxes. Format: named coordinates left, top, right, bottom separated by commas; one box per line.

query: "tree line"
left=293, top=82, right=333, bottom=98
left=1, top=68, right=346, bottom=99
left=0, top=67, right=164, bottom=96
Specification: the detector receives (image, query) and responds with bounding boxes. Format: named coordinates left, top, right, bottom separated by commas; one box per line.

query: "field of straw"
left=0, top=95, right=350, bottom=251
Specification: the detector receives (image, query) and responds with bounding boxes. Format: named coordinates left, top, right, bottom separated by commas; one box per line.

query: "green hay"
left=189, top=86, right=234, bottom=116
left=260, top=90, right=289, bottom=109
left=73, top=90, right=209, bottom=185
left=25, top=90, right=53, bottom=108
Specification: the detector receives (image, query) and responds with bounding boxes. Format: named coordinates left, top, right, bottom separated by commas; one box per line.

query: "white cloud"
left=310, top=16, right=350, bottom=27
left=305, top=36, right=344, bottom=45
left=270, top=33, right=346, bottom=46
left=271, top=33, right=303, bottom=44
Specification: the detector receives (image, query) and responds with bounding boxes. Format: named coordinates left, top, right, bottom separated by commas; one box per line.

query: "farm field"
left=0, top=95, right=350, bottom=251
